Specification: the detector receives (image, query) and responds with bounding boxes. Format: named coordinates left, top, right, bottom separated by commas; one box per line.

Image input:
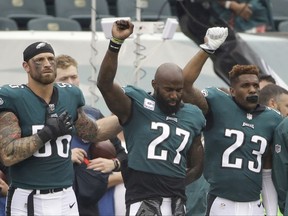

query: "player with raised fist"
left=182, top=27, right=282, bottom=216
left=97, top=19, right=206, bottom=215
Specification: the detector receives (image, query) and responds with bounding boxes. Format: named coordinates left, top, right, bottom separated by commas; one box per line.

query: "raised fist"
left=200, top=27, right=228, bottom=54
left=112, top=19, right=134, bottom=40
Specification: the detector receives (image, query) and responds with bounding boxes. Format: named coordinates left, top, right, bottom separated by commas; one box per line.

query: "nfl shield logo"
left=247, top=113, right=252, bottom=120
left=275, top=144, right=281, bottom=153
left=49, top=104, right=55, bottom=112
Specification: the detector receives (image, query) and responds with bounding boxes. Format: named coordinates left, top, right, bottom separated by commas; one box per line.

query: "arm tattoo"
left=75, top=108, right=99, bottom=143
left=0, top=112, right=44, bottom=166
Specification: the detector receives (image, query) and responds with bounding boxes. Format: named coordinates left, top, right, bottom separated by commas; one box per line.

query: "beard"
left=155, top=93, right=181, bottom=116
left=31, top=71, right=56, bottom=85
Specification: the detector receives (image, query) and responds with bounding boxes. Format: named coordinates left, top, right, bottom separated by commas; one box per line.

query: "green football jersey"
left=123, top=85, right=206, bottom=178
left=203, top=87, right=283, bottom=202
left=272, top=118, right=288, bottom=214
left=0, top=83, right=85, bottom=189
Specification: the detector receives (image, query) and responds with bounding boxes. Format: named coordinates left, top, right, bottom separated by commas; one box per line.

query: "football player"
left=182, top=27, right=283, bottom=216
left=97, top=19, right=206, bottom=215
left=0, top=42, right=122, bottom=215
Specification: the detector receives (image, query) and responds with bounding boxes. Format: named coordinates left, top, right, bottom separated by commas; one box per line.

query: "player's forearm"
left=183, top=50, right=209, bottom=89
left=94, top=115, right=122, bottom=142
left=185, top=165, right=203, bottom=185
left=0, top=135, right=44, bottom=166
left=185, top=136, right=204, bottom=185
left=75, top=109, right=99, bottom=143
left=182, top=50, right=209, bottom=113
left=107, top=172, right=123, bottom=188
left=0, top=112, right=45, bottom=166
left=75, top=112, right=121, bottom=143
left=97, top=50, right=119, bottom=93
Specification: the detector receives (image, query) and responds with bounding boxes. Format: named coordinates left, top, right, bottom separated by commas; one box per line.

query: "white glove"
left=200, top=27, right=228, bottom=54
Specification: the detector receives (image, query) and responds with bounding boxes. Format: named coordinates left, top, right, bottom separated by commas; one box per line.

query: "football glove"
left=37, top=111, right=73, bottom=144
left=200, top=27, right=228, bottom=54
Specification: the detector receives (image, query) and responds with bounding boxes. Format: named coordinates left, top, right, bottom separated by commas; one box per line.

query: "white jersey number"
left=147, top=122, right=190, bottom=164
left=222, top=129, right=267, bottom=173
left=32, top=125, right=71, bottom=158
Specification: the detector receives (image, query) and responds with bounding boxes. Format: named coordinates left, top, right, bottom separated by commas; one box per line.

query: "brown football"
left=89, top=140, right=117, bottom=159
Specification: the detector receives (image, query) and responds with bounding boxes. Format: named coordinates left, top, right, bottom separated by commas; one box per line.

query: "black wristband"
left=109, top=40, right=122, bottom=53
left=200, top=47, right=215, bottom=55
left=108, top=37, right=124, bottom=53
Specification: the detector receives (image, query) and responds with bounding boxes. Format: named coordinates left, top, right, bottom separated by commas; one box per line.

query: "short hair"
left=55, top=54, right=78, bottom=70
left=259, top=84, right=288, bottom=106
left=259, top=74, right=276, bottom=84
left=229, top=65, right=259, bottom=86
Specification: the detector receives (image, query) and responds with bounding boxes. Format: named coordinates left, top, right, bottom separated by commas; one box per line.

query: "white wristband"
left=225, top=1, right=231, bottom=9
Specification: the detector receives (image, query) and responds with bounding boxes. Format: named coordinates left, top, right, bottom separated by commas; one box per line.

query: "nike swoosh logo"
left=257, top=203, right=261, bottom=207
left=69, top=202, right=76, bottom=209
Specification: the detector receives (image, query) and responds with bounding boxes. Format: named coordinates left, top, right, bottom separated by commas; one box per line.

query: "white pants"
left=8, top=186, right=79, bottom=216
left=128, top=198, right=173, bottom=216
left=208, top=196, right=264, bottom=216
left=114, top=183, right=126, bottom=215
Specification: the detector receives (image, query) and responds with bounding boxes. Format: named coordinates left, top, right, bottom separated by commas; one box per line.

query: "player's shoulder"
left=264, top=106, right=283, bottom=119
left=182, top=103, right=206, bottom=126
left=55, top=82, right=79, bottom=90
left=123, top=85, right=149, bottom=99
left=202, top=86, right=229, bottom=98
left=55, top=82, right=82, bottom=95
left=183, top=103, right=203, bottom=115
left=123, top=85, right=144, bottom=94
left=0, top=84, right=27, bottom=98
left=255, top=106, right=283, bottom=129
left=275, top=117, right=288, bottom=134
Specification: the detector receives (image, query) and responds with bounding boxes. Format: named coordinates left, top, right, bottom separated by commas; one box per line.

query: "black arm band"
left=108, top=40, right=122, bottom=53
left=108, top=37, right=124, bottom=53
left=200, top=47, right=215, bottom=54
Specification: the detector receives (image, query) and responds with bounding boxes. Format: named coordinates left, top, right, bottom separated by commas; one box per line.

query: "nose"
left=169, top=90, right=178, bottom=99
left=249, top=85, right=258, bottom=94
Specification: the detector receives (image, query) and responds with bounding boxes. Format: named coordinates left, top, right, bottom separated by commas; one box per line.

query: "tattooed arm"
left=0, top=112, right=45, bottom=166
left=75, top=108, right=122, bottom=143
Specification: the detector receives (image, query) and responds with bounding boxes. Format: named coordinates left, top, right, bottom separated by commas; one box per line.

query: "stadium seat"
left=0, top=17, right=18, bottom=30
left=27, top=17, right=82, bottom=31
left=0, top=0, right=50, bottom=29
left=278, top=20, right=288, bottom=32
left=44, top=0, right=56, bottom=16
left=117, top=0, right=173, bottom=21
left=54, top=0, right=114, bottom=30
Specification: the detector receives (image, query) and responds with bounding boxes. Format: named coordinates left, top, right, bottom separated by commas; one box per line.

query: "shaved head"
left=154, top=63, right=183, bottom=84
left=152, top=63, right=184, bottom=115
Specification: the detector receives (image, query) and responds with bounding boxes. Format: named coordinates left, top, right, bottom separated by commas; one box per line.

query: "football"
left=89, top=140, right=117, bottom=159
